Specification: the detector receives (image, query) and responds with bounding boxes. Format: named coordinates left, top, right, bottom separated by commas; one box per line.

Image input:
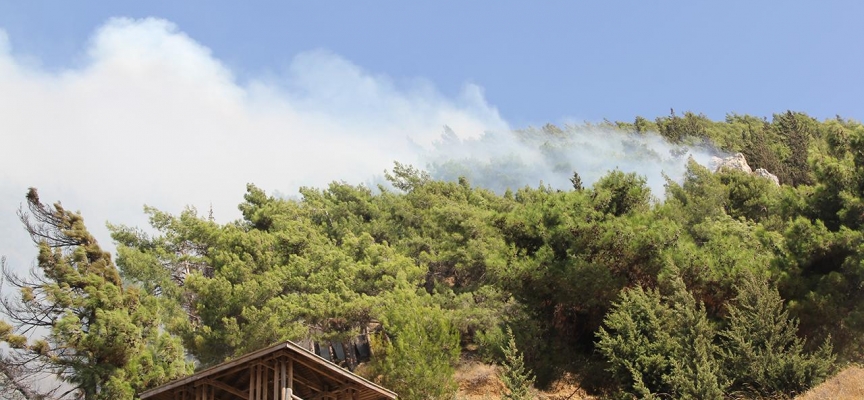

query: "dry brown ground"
left=454, top=361, right=596, bottom=400
left=795, top=365, right=864, bottom=400
left=456, top=363, right=864, bottom=399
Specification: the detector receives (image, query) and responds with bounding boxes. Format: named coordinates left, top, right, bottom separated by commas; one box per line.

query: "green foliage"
left=663, top=159, right=727, bottom=227
left=596, top=278, right=725, bottom=399
left=369, top=289, right=460, bottom=400
left=499, top=327, right=535, bottom=400
left=598, top=272, right=835, bottom=399
left=662, top=277, right=727, bottom=400
left=569, top=171, right=584, bottom=191
left=655, top=110, right=711, bottom=143
left=772, top=111, right=818, bottom=186
left=591, top=170, right=652, bottom=217
left=720, top=274, right=834, bottom=398
left=474, top=324, right=507, bottom=362
left=0, top=189, right=192, bottom=399
left=720, top=168, right=781, bottom=222
left=8, top=111, right=864, bottom=397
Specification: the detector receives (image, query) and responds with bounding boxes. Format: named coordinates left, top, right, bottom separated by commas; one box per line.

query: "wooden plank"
left=289, top=354, right=345, bottom=383
left=306, top=383, right=356, bottom=400
left=291, top=373, right=324, bottom=393
left=201, top=379, right=247, bottom=399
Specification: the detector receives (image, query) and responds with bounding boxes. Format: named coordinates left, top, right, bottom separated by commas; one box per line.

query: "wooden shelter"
left=139, top=341, right=397, bottom=400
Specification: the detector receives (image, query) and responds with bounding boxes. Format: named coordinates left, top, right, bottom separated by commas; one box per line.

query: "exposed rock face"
left=714, top=153, right=752, bottom=174
left=754, top=168, right=780, bottom=186
left=712, top=153, right=780, bottom=185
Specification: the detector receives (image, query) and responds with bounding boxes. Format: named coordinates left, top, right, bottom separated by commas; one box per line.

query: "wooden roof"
left=139, top=341, right=397, bottom=400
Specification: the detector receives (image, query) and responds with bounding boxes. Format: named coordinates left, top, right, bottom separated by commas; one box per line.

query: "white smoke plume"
left=424, top=124, right=722, bottom=196
left=1, top=18, right=720, bottom=273
left=0, top=18, right=507, bottom=271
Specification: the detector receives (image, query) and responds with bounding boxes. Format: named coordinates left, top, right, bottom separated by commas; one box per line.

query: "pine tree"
left=719, top=273, right=834, bottom=398
left=500, top=326, right=535, bottom=400
left=597, top=276, right=726, bottom=399
left=664, top=277, right=726, bottom=400
left=569, top=172, right=584, bottom=191
left=0, top=189, right=191, bottom=399
left=369, top=289, right=460, bottom=400
left=596, top=286, right=677, bottom=399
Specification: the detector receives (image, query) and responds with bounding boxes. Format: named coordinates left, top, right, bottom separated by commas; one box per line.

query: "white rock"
left=754, top=168, right=780, bottom=186
left=715, top=153, right=752, bottom=174
left=713, top=153, right=780, bottom=185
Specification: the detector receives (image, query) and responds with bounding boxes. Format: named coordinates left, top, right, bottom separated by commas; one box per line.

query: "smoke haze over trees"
left=3, top=110, right=864, bottom=398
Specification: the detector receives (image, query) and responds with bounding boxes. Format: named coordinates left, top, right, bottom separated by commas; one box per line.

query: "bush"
left=720, top=274, right=835, bottom=398
left=500, top=326, right=535, bottom=400
left=369, top=290, right=460, bottom=400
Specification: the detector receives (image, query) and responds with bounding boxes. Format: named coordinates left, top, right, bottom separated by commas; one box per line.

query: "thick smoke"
left=0, top=18, right=720, bottom=274
left=422, top=124, right=722, bottom=196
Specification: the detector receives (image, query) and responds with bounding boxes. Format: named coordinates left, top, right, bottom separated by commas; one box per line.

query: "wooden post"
left=287, top=359, right=294, bottom=400
left=259, top=364, right=264, bottom=400
left=273, top=360, right=278, bottom=400
left=264, top=364, right=269, bottom=400
left=249, top=365, right=256, bottom=400
left=280, top=360, right=286, bottom=400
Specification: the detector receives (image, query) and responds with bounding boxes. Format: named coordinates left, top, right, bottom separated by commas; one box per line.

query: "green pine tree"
left=500, top=326, right=535, bottom=400
left=719, top=273, right=834, bottom=398
left=369, top=289, right=460, bottom=400
left=0, top=189, right=192, bottom=399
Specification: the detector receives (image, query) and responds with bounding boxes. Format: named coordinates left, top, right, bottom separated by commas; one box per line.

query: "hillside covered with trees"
left=3, top=111, right=864, bottom=399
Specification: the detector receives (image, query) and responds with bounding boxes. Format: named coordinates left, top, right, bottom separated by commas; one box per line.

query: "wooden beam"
left=306, top=383, right=357, bottom=400
left=199, top=379, right=247, bottom=399
left=291, top=373, right=324, bottom=392
left=288, top=354, right=344, bottom=384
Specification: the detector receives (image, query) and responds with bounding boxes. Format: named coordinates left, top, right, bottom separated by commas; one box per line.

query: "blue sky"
left=2, top=1, right=862, bottom=126
left=0, top=2, right=862, bottom=270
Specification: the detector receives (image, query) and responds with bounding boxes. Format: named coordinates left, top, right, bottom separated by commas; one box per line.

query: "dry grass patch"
left=536, top=372, right=597, bottom=400
left=455, top=361, right=505, bottom=399
left=454, top=361, right=597, bottom=400
left=796, top=365, right=864, bottom=400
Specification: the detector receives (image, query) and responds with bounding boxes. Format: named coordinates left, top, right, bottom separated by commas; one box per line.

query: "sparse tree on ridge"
left=0, top=189, right=191, bottom=399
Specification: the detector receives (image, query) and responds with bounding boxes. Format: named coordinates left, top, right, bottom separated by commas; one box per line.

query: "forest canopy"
left=2, top=111, right=863, bottom=399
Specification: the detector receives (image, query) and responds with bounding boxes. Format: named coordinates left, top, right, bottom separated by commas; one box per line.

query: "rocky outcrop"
left=712, top=153, right=779, bottom=185
left=713, top=153, right=752, bottom=174
left=754, top=168, right=780, bottom=186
